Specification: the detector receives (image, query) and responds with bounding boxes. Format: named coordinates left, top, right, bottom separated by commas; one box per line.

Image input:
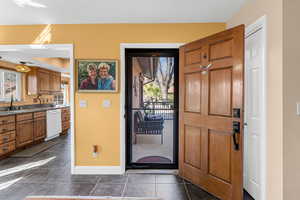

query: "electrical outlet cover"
left=79, top=100, right=87, bottom=108
left=102, top=99, right=111, bottom=108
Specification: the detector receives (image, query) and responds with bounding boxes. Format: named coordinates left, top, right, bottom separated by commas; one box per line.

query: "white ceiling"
left=0, top=46, right=70, bottom=73
left=0, top=0, right=246, bottom=25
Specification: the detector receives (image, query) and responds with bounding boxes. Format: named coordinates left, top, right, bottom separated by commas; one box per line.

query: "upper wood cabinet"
left=49, top=71, right=61, bottom=92
left=38, top=69, right=50, bottom=93
left=27, top=67, right=61, bottom=95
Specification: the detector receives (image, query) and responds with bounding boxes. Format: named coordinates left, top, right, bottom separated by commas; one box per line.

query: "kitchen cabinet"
left=33, top=112, right=46, bottom=141
left=16, top=113, right=34, bottom=148
left=49, top=71, right=61, bottom=92
left=38, top=69, right=50, bottom=93
left=0, top=115, right=16, bottom=157
left=0, top=110, right=49, bottom=159
left=61, top=107, right=70, bottom=133
left=27, top=67, right=61, bottom=95
left=0, top=141, right=15, bottom=157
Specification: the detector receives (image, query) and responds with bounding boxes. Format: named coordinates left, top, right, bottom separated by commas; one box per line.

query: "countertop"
left=0, top=105, right=70, bottom=116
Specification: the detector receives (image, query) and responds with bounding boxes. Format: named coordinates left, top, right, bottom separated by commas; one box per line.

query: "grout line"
left=89, top=176, right=102, bottom=195
left=183, top=179, right=192, bottom=200
left=121, top=175, right=129, bottom=198
left=154, top=175, right=157, bottom=197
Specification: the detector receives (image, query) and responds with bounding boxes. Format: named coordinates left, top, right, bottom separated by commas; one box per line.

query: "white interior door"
left=244, top=27, right=264, bottom=200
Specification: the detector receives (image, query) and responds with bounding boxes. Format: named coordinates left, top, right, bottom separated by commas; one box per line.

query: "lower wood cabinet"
left=0, top=131, right=16, bottom=145
left=0, top=115, right=16, bottom=157
left=0, top=141, right=15, bottom=156
left=34, top=117, right=46, bottom=141
left=0, top=111, right=47, bottom=158
left=16, top=119, right=34, bottom=148
left=61, top=107, right=70, bottom=133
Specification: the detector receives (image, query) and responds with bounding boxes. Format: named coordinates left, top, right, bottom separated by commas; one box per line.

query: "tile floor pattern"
left=0, top=134, right=254, bottom=200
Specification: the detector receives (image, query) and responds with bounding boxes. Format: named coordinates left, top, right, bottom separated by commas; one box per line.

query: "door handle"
left=201, top=63, right=212, bottom=74
left=232, top=121, right=240, bottom=150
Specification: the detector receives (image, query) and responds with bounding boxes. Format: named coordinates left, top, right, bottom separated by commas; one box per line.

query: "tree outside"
left=143, top=57, right=174, bottom=103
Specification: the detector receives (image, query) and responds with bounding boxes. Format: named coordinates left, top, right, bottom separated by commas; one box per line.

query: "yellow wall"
left=0, top=23, right=225, bottom=166
left=227, top=0, right=283, bottom=200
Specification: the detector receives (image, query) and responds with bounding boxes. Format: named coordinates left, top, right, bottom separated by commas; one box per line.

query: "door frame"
left=245, top=15, right=267, bottom=200
left=125, top=48, right=179, bottom=169
left=0, top=43, right=75, bottom=173
left=120, top=43, right=184, bottom=173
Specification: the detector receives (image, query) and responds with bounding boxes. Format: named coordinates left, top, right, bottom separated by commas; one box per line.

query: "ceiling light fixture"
left=15, top=62, right=31, bottom=73
left=13, top=0, right=47, bottom=8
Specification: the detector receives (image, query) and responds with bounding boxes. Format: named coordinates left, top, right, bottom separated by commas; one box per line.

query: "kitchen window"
left=0, top=69, right=22, bottom=102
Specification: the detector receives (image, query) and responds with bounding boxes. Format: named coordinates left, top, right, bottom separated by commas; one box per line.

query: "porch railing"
left=143, top=101, right=174, bottom=120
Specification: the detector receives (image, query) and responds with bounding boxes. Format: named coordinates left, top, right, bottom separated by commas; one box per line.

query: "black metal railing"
left=142, top=101, right=174, bottom=120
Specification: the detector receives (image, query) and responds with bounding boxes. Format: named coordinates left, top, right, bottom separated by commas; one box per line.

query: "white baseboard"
left=72, top=166, right=124, bottom=175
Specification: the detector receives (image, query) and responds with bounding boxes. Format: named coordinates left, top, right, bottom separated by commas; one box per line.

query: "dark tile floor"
left=0, top=134, right=254, bottom=200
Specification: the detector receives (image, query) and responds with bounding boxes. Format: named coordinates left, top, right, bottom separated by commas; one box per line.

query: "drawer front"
left=34, top=111, right=46, bottom=119
left=0, top=115, right=15, bottom=125
left=0, top=131, right=16, bottom=145
left=0, top=123, right=16, bottom=133
left=16, top=113, right=33, bottom=122
left=0, top=141, right=15, bottom=156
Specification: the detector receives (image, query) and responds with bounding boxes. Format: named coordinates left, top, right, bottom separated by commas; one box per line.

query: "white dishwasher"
left=46, top=109, right=62, bottom=141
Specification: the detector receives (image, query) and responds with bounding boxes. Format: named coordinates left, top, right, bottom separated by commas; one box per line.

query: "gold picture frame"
left=76, top=59, right=119, bottom=93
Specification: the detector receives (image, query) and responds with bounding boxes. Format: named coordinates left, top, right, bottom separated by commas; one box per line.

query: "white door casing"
left=244, top=16, right=267, bottom=200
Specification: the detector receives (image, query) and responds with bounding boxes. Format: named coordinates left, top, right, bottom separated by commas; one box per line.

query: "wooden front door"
left=179, top=25, right=244, bottom=200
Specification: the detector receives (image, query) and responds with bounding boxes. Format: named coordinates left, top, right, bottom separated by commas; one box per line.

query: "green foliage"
left=167, top=93, right=174, bottom=102
left=143, top=83, right=161, bottom=100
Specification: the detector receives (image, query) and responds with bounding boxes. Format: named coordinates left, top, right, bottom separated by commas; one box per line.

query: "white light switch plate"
left=297, top=103, right=300, bottom=116
left=102, top=99, right=111, bottom=108
left=79, top=100, right=87, bottom=108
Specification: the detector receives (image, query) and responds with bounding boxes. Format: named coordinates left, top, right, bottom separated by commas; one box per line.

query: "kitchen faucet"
left=9, top=94, right=14, bottom=111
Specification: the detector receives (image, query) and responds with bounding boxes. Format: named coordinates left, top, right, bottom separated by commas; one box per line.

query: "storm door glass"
left=126, top=49, right=179, bottom=169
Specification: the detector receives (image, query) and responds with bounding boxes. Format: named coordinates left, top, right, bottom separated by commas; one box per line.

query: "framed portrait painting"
left=77, top=59, right=118, bottom=93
